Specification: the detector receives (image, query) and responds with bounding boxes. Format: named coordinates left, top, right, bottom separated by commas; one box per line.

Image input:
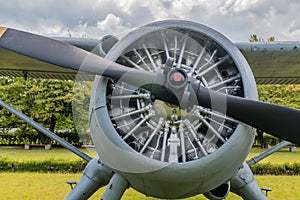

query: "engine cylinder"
left=89, top=20, right=257, bottom=198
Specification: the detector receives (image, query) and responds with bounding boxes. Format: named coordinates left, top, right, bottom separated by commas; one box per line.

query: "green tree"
left=249, top=34, right=275, bottom=42
left=0, top=77, right=76, bottom=144
left=267, top=36, right=275, bottom=42
left=72, top=81, right=93, bottom=144
left=25, top=79, right=75, bottom=143
left=256, top=84, right=300, bottom=148
left=0, top=77, right=27, bottom=130
left=257, top=84, right=300, bottom=109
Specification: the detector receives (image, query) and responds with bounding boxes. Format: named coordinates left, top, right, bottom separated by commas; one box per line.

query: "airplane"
left=0, top=19, right=300, bottom=200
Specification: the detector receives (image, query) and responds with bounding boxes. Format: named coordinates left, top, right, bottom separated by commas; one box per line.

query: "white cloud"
left=219, top=0, right=261, bottom=15
left=0, top=0, right=300, bottom=41
left=97, top=13, right=128, bottom=35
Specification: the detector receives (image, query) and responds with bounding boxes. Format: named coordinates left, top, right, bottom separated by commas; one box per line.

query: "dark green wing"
left=237, top=42, right=300, bottom=84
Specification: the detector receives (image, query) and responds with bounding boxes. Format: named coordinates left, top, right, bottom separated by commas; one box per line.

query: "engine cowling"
left=89, top=20, right=257, bottom=198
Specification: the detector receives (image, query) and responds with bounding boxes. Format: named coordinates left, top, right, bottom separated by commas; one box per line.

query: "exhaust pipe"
left=203, top=182, right=230, bottom=200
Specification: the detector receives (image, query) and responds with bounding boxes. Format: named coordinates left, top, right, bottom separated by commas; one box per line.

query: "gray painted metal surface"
left=89, top=20, right=257, bottom=199
left=65, top=158, right=112, bottom=200
left=247, top=140, right=291, bottom=166
left=231, top=163, right=268, bottom=200
left=101, top=173, right=129, bottom=200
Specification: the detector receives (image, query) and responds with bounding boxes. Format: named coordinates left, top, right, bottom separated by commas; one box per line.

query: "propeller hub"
left=172, top=72, right=183, bottom=82
left=168, top=69, right=187, bottom=87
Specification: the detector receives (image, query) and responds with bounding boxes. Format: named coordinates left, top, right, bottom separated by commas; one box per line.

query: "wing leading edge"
left=0, top=26, right=299, bottom=84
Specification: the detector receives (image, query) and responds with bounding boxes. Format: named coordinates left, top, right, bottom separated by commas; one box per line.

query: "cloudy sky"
left=1, top=0, right=300, bottom=42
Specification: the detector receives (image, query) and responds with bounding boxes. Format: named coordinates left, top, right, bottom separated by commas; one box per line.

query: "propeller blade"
left=191, top=82, right=300, bottom=145
left=1, top=27, right=299, bottom=144
left=0, top=27, right=163, bottom=87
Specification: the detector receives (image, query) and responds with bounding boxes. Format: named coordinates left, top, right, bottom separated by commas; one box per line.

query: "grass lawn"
left=0, top=146, right=299, bottom=199
left=0, top=146, right=299, bottom=164
left=0, top=146, right=97, bottom=161
left=0, top=172, right=299, bottom=199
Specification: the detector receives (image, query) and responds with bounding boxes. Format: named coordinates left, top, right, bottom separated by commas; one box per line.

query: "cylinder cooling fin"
left=89, top=20, right=257, bottom=198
